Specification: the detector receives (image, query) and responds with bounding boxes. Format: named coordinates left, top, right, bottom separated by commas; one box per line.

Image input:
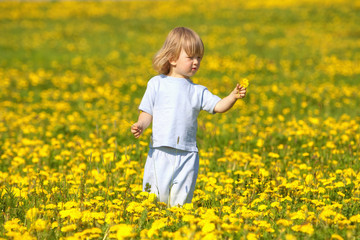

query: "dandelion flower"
left=202, top=222, right=215, bottom=233
left=291, top=223, right=314, bottom=235
left=61, top=224, right=77, bottom=232
left=116, top=224, right=135, bottom=240
left=32, top=219, right=48, bottom=232
left=239, top=78, right=249, bottom=88
left=331, top=233, right=344, bottom=240
left=26, top=208, right=39, bottom=222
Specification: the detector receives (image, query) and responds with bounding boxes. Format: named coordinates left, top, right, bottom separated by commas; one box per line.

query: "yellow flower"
left=256, top=139, right=264, bottom=148
left=254, top=220, right=271, bottom=228
left=4, top=218, right=23, bottom=232
left=148, top=193, right=157, bottom=202
left=268, top=152, right=280, bottom=158
left=203, top=232, right=219, bottom=240
left=183, top=203, right=193, bottom=210
left=337, top=191, right=345, bottom=197
left=202, top=222, right=215, bottom=233
left=239, top=78, right=249, bottom=88
left=61, top=224, right=77, bottom=232
left=270, top=202, right=280, bottom=208
left=26, top=208, right=39, bottom=222
left=183, top=214, right=196, bottom=222
left=116, top=224, right=135, bottom=240
left=51, top=222, right=58, bottom=229
left=247, top=232, right=258, bottom=240
left=331, top=234, right=344, bottom=240
left=32, top=219, right=48, bottom=231
left=305, top=174, right=314, bottom=185
left=285, top=234, right=297, bottom=240
left=126, top=202, right=144, bottom=214
left=151, top=218, right=167, bottom=230
left=290, top=210, right=306, bottom=220
left=59, top=208, right=82, bottom=221
left=102, top=151, right=115, bottom=164
left=291, top=223, right=314, bottom=235
left=276, top=219, right=293, bottom=227
left=258, top=204, right=268, bottom=211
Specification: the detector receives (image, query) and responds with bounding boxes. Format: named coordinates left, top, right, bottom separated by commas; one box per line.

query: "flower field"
left=0, top=0, right=360, bottom=239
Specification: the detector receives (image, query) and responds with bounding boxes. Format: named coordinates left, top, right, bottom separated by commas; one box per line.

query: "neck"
left=167, top=70, right=192, bottom=81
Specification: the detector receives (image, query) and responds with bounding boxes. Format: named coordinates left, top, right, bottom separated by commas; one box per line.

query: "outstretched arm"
left=131, top=111, right=153, bottom=138
left=214, top=84, right=247, bottom=113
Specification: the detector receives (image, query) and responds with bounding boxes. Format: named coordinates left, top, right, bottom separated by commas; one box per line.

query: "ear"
left=169, top=58, right=177, bottom=66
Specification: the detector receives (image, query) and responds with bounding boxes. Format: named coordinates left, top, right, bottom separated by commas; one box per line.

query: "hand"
left=214, top=83, right=247, bottom=113
left=233, top=83, right=247, bottom=99
left=130, top=111, right=153, bottom=138
left=131, top=123, right=143, bottom=138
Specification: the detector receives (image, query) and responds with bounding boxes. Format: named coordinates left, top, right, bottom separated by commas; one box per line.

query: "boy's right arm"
left=131, top=111, right=153, bottom=138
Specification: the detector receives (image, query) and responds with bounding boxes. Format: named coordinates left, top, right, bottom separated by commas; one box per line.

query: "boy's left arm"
left=131, top=111, right=153, bottom=138
left=213, top=84, right=246, bottom=113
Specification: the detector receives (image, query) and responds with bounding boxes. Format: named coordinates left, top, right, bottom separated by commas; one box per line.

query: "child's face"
left=169, top=48, right=202, bottom=79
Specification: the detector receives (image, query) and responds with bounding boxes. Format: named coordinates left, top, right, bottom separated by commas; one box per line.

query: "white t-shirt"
left=139, top=75, right=221, bottom=152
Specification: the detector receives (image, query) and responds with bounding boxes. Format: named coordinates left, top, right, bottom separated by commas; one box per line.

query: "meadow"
left=0, top=0, right=360, bottom=239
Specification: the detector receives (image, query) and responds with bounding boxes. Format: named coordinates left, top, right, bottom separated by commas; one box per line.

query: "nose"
left=193, top=58, right=199, bottom=65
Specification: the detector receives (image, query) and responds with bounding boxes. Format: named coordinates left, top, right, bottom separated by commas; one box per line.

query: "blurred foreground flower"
left=113, top=224, right=135, bottom=240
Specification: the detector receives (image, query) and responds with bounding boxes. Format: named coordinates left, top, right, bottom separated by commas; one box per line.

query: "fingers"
left=239, top=88, right=246, bottom=95
left=235, top=84, right=246, bottom=92
left=131, top=124, right=142, bottom=138
left=131, top=124, right=138, bottom=131
left=132, top=130, right=142, bottom=138
left=235, top=84, right=247, bottom=99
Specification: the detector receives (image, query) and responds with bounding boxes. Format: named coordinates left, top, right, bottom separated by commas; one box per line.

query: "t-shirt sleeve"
left=139, top=79, right=156, bottom=115
left=201, top=88, right=221, bottom=114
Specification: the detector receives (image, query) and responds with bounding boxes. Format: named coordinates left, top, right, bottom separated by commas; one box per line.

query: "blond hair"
left=153, top=27, right=204, bottom=75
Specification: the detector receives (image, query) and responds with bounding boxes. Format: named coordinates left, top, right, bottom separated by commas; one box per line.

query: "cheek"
left=185, top=61, right=193, bottom=67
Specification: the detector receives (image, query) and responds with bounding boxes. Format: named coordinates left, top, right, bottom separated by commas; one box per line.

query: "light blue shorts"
left=142, top=147, right=199, bottom=207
